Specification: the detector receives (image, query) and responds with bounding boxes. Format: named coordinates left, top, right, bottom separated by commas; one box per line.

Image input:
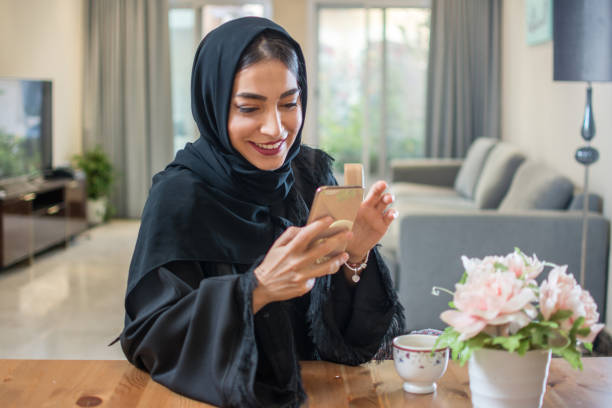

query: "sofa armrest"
left=390, top=159, right=463, bottom=187
left=396, top=211, right=610, bottom=331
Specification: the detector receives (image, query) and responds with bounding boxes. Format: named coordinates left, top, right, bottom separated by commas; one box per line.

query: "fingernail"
left=306, top=278, right=315, bottom=289
left=392, top=210, right=399, bottom=219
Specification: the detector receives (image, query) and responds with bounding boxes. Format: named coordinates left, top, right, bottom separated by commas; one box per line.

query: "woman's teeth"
left=254, top=140, right=283, bottom=150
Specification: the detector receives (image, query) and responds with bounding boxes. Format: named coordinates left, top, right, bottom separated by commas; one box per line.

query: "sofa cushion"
left=473, top=142, right=525, bottom=209
left=454, top=137, right=498, bottom=199
left=568, top=193, right=603, bottom=213
left=499, top=161, right=574, bottom=211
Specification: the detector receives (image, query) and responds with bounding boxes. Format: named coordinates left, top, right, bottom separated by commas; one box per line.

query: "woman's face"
left=228, top=59, right=302, bottom=171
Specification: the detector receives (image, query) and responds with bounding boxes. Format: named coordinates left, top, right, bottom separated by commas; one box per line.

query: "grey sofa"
left=380, top=138, right=610, bottom=332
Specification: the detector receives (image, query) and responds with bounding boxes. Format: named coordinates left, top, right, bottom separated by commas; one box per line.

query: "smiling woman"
left=228, top=53, right=302, bottom=170
left=119, top=17, right=403, bottom=408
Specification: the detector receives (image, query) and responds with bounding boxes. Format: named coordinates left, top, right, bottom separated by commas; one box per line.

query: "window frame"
left=168, top=0, right=273, bottom=152
left=169, top=0, right=273, bottom=44
left=307, top=0, right=431, bottom=178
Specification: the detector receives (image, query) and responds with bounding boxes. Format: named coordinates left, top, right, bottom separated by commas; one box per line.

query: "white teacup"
left=392, top=333, right=449, bottom=394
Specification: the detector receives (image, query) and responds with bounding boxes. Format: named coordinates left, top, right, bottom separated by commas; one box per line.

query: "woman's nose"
left=260, top=108, right=283, bottom=137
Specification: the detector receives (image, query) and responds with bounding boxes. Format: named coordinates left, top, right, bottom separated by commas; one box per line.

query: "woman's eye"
left=282, top=102, right=298, bottom=109
left=236, top=105, right=258, bottom=113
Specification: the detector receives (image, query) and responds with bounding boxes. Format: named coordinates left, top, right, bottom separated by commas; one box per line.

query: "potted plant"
left=72, top=146, right=114, bottom=224
left=432, top=248, right=604, bottom=408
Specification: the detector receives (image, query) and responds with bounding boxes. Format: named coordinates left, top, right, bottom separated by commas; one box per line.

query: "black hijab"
left=126, top=17, right=309, bottom=297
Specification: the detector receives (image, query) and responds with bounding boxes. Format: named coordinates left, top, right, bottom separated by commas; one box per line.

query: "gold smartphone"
left=306, top=186, right=364, bottom=258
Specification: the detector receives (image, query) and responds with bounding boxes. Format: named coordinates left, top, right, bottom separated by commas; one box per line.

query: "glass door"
left=316, top=3, right=431, bottom=179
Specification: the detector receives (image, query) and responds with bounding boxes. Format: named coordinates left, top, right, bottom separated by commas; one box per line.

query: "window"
left=314, top=1, right=431, bottom=178
left=168, top=1, right=271, bottom=154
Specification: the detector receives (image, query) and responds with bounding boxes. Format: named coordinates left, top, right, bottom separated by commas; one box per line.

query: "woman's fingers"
left=288, top=216, right=334, bottom=251
left=363, top=181, right=388, bottom=206
left=303, top=229, right=352, bottom=262
left=375, top=192, right=395, bottom=212
left=273, top=225, right=301, bottom=247
left=301, top=251, right=348, bottom=280
left=383, top=208, right=399, bottom=225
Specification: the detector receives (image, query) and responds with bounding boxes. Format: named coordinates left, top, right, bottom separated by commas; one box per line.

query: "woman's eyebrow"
left=235, top=92, right=266, bottom=100
left=280, top=88, right=299, bottom=98
left=235, top=88, right=299, bottom=101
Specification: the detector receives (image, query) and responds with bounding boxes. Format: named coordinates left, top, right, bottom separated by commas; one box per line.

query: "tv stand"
left=0, top=178, right=88, bottom=268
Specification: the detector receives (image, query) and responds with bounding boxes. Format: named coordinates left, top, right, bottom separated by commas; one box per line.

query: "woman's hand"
left=345, top=181, right=397, bottom=264
left=252, top=217, right=351, bottom=314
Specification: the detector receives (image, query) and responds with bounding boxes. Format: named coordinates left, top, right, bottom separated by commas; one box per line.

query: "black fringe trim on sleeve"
left=223, top=265, right=260, bottom=407
left=371, top=247, right=405, bottom=361
left=306, top=247, right=405, bottom=365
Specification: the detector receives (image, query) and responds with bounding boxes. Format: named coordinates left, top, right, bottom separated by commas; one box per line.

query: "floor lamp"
left=553, top=0, right=612, bottom=286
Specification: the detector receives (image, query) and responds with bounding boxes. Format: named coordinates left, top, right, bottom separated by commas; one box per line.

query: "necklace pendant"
left=352, top=274, right=360, bottom=283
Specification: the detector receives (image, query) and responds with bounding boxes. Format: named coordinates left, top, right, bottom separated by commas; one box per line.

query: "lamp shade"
left=553, top=0, right=612, bottom=82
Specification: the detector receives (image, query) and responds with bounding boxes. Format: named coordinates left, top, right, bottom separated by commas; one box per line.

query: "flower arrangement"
left=433, top=248, right=604, bottom=369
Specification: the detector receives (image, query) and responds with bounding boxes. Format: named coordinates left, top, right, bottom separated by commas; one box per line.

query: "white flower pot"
left=86, top=197, right=107, bottom=225
left=469, top=348, right=551, bottom=408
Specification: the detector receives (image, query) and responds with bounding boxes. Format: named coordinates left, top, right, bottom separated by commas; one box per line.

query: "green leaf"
left=494, top=262, right=508, bottom=271
left=558, top=346, right=583, bottom=370
left=458, top=348, right=472, bottom=366
left=448, top=301, right=456, bottom=309
left=72, top=145, right=115, bottom=200
left=583, top=342, right=593, bottom=352
left=465, top=333, right=493, bottom=349
left=549, top=309, right=573, bottom=322
left=536, top=320, right=559, bottom=328
left=458, top=271, right=468, bottom=284
left=530, top=326, right=544, bottom=346
left=492, top=334, right=523, bottom=353
left=433, top=327, right=459, bottom=357
left=571, top=316, right=585, bottom=332
left=517, top=339, right=531, bottom=355
left=576, top=328, right=591, bottom=337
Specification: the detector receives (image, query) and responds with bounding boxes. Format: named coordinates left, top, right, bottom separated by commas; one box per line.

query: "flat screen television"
left=0, top=78, right=53, bottom=182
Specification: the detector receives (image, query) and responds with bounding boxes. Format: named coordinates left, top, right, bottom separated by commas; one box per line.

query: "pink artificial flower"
left=440, top=270, right=535, bottom=340
left=461, top=255, right=504, bottom=278
left=539, top=266, right=604, bottom=343
left=439, top=310, right=487, bottom=340
left=461, top=252, right=544, bottom=282
left=505, top=252, right=544, bottom=281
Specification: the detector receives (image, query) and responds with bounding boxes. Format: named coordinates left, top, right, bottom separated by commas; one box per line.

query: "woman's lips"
left=249, top=139, right=286, bottom=156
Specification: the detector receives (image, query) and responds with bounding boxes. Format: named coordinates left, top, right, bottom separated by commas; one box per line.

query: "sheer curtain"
left=83, top=0, right=173, bottom=218
left=425, top=0, right=501, bottom=158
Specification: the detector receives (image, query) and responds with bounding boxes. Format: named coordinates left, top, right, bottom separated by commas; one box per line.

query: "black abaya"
left=120, top=17, right=404, bottom=408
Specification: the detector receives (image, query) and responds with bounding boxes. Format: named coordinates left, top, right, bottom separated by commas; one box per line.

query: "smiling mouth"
left=249, top=137, right=288, bottom=156
left=253, top=139, right=285, bottom=150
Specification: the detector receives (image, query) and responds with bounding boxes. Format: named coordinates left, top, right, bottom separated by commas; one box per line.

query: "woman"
left=120, top=17, right=404, bottom=407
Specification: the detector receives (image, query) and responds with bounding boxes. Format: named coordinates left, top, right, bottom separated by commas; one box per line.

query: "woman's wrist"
left=347, top=249, right=369, bottom=264
left=342, top=250, right=370, bottom=284
left=252, top=286, right=268, bottom=314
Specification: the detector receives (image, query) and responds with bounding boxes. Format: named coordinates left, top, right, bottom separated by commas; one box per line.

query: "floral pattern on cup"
left=392, top=334, right=450, bottom=394
left=393, top=347, right=447, bottom=369
left=409, top=328, right=443, bottom=337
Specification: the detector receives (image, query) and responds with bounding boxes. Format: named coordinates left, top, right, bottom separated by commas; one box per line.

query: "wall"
left=501, top=1, right=612, bottom=328
left=273, top=0, right=308, bottom=55
left=273, top=0, right=313, bottom=143
left=0, top=0, right=85, bottom=167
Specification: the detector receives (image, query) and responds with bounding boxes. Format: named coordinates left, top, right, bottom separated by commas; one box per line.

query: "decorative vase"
left=468, top=348, right=551, bottom=408
left=86, top=197, right=107, bottom=225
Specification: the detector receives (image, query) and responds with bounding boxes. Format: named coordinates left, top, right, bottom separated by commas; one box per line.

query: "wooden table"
left=1, top=358, right=610, bottom=407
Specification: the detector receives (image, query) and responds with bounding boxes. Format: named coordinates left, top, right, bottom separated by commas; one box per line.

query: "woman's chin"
left=252, top=157, right=286, bottom=171
left=246, top=147, right=290, bottom=171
